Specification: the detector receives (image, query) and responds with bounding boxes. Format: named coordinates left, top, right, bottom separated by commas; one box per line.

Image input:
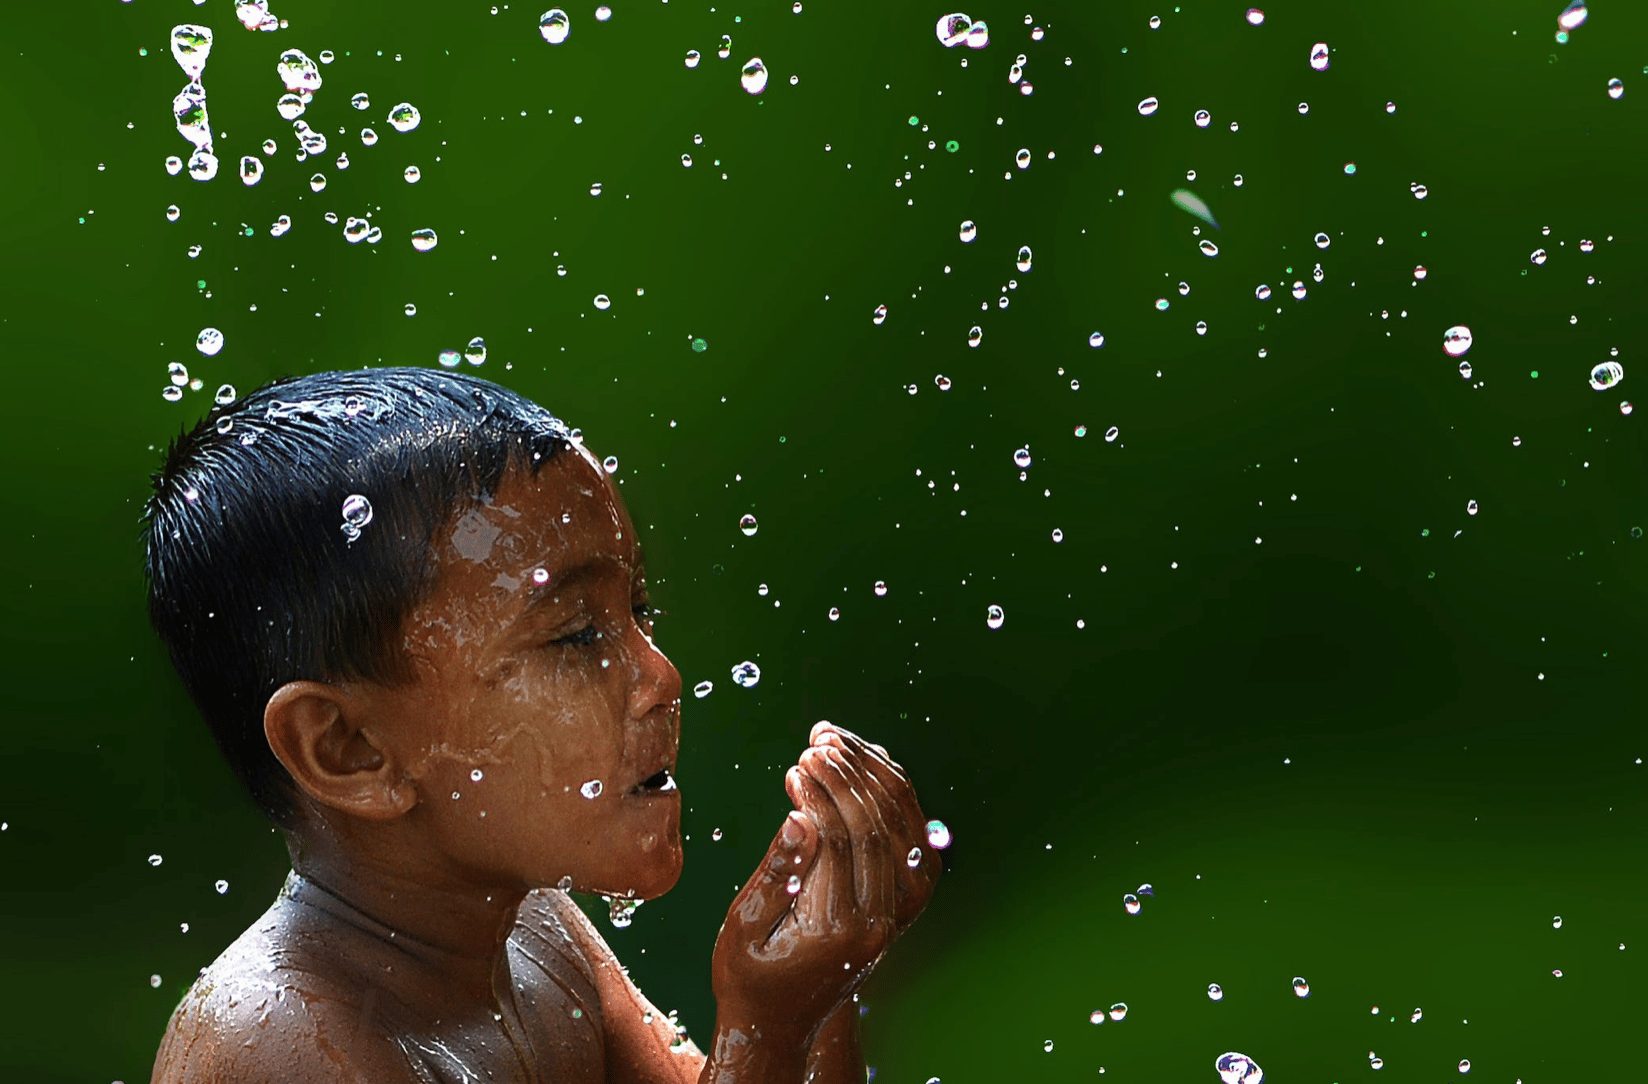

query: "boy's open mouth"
left=628, top=767, right=678, bottom=797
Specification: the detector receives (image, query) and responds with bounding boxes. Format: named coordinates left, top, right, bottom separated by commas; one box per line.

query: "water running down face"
left=370, top=443, right=684, bottom=901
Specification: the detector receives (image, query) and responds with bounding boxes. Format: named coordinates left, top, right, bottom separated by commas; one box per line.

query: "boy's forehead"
left=441, top=451, right=638, bottom=571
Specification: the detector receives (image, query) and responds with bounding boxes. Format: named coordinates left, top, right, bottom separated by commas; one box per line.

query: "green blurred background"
left=2, top=0, right=1644, bottom=1079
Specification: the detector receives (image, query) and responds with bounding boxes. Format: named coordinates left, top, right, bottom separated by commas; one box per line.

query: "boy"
left=142, top=368, right=941, bottom=1082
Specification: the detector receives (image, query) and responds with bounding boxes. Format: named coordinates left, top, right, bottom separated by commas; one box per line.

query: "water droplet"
left=786, top=874, right=802, bottom=894
left=1559, top=1, right=1588, bottom=31
left=1199, top=239, right=1219, bottom=257
left=1244, top=7, right=1265, bottom=25
left=594, top=293, right=612, bottom=310
left=1104, top=425, right=1120, bottom=442
left=936, top=13, right=972, bottom=47
left=740, top=57, right=768, bottom=94
left=967, top=325, right=983, bottom=347
left=1208, top=983, right=1224, bottom=1001
left=1292, top=976, right=1311, bottom=998
left=693, top=680, right=713, bottom=698
left=580, top=779, right=603, bottom=799
left=194, top=328, right=223, bottom=357
left=1590, top=361, right=1624, bottom=390
left=711, top=828, right=724, bottom=841
left=1608, top=77, right=1624, bottom=99
left=1442, top=326, right=1473, bottom=357
left=411, top=228, right=438, bottom=252
left=731, top=661, right=761, bottom=688
left=873, top=580, right=889, bottom=596
left=959, top=219, right=977, bottom=243
left=539, top=8, right=570, bottom=43
left=340, top=494, right=373, bottom=542
left=170, top=24, right=214, bottom=82
left=1137, top=96, right=1159, bottom=115
left=1309, top=42, right=1330, bottom=71
left=1016, top=245, right=1033, bottom=272
left=1123, top=893, right=1141, bottom=914
left=148, top=854, right=164, bottom=867
left=986, top=604, right=1005, bottom=630
left=1107, top=1002, right=1128, bottom=1022
left=1170, top=188, right=1217, bottom=228
left=919, top=819, right=952, bottom=851
left=187, top=149, right=219, bottom=181
left=1194, top=109, right=1211, bottom=127
left=1458, top=1059, right=1471, bottom=1073
left=602, top=454, right=619, bottom=473
left=1216, top=1052, right=1263, bottom=1084
left=276, top=49, right=321, bottom=94
left=215, top=879, right=229, bottom=894
left=387, top=103, right=421, bottom=133
left=739, top=513, right=758, bottom=537
left=1043, top=1040, right=1054, bottom=1053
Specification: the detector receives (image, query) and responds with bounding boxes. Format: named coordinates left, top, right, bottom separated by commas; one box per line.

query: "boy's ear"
left=264, top=681, right=417, bottom=822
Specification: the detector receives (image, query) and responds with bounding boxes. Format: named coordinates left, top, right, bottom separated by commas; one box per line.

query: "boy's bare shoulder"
left=151, top=918, right=414, bottom=1084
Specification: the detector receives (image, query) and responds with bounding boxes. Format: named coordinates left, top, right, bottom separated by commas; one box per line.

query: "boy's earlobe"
left=265, top=681, right=413, bottom=822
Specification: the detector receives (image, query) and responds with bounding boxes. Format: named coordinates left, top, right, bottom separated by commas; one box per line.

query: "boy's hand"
left=709, top=725, right=940, bottom=1047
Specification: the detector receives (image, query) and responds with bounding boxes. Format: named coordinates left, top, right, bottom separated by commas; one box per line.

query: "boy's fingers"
left=814, top=723, right=910, bottom=787
left=795, top=750, right=855, bottom=935
left=829, top=748, right=896, bottom=926
left=818, top=729, right=924, bottom=850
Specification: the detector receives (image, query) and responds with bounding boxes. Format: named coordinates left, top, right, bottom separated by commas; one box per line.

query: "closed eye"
left=551, top=603, right=664, bottom=648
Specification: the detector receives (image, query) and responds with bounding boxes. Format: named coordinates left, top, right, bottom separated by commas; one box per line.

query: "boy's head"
left=142, top=367, right=683, bottom=899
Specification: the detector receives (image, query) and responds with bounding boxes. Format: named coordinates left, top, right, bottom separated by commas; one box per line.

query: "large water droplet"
left=740, top=57, right=768, bottom=94
left=1442, top=326, right=1473, bottom=357
left=731, top=661, right=761, bottom=688
left=1137, top=96, right=1159, bottom=115
left=1216, top=1052, right=1264, bottom=1084
left=935, top=13, right=971, bottom=47
left=340, top=494, right=373, bottom=542
left=539, top=8, right=570, bottom=43
left=1170, top=188, right=1217, bottom=228
left=581, top=779, right=604, bottom=799
left=1292, top=976, right=1311, bottom=998
left=170, top=25, right=213, bottom=79
left=196, top=328, right=223, bottom=356
left=739, top=514, right=758, bottom=537
left=388, top=102, right=421, bottom=133
left=1558, top=1, right=1588, bottom=31
left=986, top=604, right=1005, bottom=629
left=277, top=49, right=321, bottom=94
left=1309, top=42, right=1330, bottom=71
left=411, top=228, right=438, bottom=252
left=1590, top=361, right=1624, bottom=390
left=925, top=819, right=952, bottom=848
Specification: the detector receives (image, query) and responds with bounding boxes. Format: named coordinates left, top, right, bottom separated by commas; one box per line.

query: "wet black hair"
left=140, top=367, right=576, bottom=830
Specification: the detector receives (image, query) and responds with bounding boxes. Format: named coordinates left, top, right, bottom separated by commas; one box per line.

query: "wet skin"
left=150, top=443, right=940, bottom=1082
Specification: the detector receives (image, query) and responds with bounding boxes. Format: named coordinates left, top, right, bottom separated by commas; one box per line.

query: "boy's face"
left=378, top=443, right=683, bottom=900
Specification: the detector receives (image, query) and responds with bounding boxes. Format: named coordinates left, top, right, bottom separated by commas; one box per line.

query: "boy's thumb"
left=727, top=810, right=813, bottom=938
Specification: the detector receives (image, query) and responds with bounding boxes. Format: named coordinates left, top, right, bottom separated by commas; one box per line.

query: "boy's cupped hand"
left=709, top=722, right=941, bottom=1045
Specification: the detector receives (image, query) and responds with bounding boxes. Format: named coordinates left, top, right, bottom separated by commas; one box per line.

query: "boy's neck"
left=282, top=830, right=530, bottom=1007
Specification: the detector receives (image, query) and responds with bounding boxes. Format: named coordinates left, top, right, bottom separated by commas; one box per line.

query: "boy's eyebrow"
left=515, top=546, right=648, bottom=620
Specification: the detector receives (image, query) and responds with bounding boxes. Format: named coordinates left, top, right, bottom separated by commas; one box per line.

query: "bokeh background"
left=2, top=0, right=1644, bottom=1080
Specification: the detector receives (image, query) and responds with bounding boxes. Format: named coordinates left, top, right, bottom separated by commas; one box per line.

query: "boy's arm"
left=548, top=889, right=862, bottom=1083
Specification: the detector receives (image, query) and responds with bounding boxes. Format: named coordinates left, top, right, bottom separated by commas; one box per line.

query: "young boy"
left=142, top=368, right=941, bottom=1082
